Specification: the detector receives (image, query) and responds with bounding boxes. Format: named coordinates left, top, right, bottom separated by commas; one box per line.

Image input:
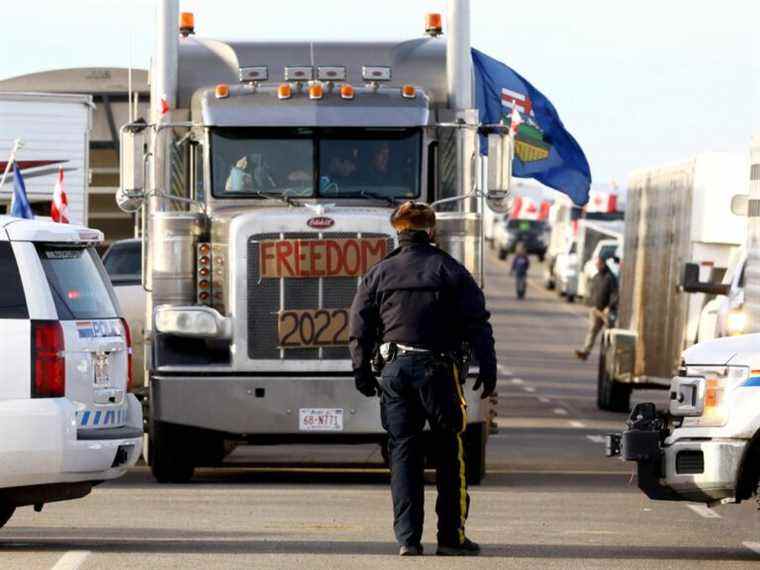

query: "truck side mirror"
left=731, top=194, right=748, bottom=216
left=486, top=133, right=512, bottom=214
left=680, top=262, right=730, bottom=295
left=118, top=123, right=147, bottom=213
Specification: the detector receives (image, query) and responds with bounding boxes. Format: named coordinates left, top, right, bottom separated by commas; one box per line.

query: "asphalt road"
left=2, top=253, right=760, bottom=569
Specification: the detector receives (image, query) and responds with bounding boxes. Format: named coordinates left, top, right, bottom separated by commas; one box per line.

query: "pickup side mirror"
left=485, top=132, right=513, bottom=214
left=680, top=262, right=730, bottom=295
left=118, top=122, right=148, bottom=213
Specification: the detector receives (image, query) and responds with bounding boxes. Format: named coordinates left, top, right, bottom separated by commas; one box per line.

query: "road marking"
left=586, top=435, right=607, bottom=444
left=743, top=542, right=760, bottom=555
left=553, top=408, right=569, bottom=416
left=569, top=420, right=585, bottom=428
left=52, top=551, right=91, bottom=570
left=523, top=386, right=536, bottom=393
left=538, top=396, right=551, bottom=404
left=686, top=504, right=721, bottom=519
left=497, top=364, right=513, bottom=377
left=512, top=378, right=525, bottom=385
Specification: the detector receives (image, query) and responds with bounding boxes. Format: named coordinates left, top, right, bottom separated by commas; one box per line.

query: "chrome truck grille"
left=247, top=232, right=393, bottom=360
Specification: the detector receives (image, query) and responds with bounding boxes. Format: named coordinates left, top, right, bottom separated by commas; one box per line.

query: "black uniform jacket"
left=349, top=231, right=497, bottom=380
left=588, top=267, right=618, bottom=311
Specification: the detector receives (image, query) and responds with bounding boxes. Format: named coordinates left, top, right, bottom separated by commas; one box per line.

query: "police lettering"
left=260, top=238, right=386, bottom=279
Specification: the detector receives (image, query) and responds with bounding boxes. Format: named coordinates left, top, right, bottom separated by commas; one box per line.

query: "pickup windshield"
left=211, top=128, right=421, bottom=200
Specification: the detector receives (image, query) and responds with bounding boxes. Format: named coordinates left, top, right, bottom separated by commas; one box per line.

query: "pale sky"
left=2, top=0, right=758, bottom=187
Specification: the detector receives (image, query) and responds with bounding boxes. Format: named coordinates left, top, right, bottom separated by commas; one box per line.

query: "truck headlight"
left=726, top=309, right=748, bottom=336
left=681, top=366, right=749, bottom=427
left=155, top=305, right=231, bottom=339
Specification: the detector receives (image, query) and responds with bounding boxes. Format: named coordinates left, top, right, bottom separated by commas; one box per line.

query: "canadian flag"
left=51, top=167, right=70, bottom=224
left=585, top=191, right=618, bottom=214
left=509, top=105, right=524, bottom=137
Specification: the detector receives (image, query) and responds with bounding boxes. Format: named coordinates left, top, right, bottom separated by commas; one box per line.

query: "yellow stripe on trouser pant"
left=451, top=364, right=468, bottom=544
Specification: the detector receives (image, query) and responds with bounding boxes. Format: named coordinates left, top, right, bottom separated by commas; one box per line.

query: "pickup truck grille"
left=246, top=232, right=392, bottom=361
left=675, top=450, right=704, bottom=475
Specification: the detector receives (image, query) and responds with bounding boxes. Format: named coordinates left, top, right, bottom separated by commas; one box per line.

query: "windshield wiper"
left=341, top=190, right=396, bottom=206
left=251, top=190, right=299, bottom=207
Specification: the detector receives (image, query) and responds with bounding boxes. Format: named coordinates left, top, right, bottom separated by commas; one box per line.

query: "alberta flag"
left=472, top=48, right=592, bottom=205
left=10, top=163, right=34, bottom=219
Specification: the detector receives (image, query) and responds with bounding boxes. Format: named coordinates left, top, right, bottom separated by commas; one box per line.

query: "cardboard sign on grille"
left=259, top=237, right=387, bottom=278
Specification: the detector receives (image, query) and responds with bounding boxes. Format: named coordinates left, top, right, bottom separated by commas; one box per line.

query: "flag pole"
left=0, top=138, right=23, bottom=192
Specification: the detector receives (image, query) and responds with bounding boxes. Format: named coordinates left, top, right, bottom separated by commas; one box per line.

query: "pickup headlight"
left=155, top=305, right=231, bottom=339
left=680, top=366, right=749, bottom=427
left=726, top=309, right=748, bottom=336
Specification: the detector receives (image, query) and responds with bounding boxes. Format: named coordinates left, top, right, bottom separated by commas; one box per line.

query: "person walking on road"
left=510, top=242, right=530, bottom=299
left=349, top=201, right=497, bottom=557
left=575, top=255, right=618, bottom=360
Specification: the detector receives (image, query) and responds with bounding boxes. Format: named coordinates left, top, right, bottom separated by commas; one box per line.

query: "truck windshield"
left=211, top=128, right=421, bottom=200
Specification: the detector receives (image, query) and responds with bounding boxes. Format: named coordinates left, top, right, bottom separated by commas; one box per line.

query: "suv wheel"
left=150, top=421, right=196, bottom=483
left=0, top=504, right=14, bottom=529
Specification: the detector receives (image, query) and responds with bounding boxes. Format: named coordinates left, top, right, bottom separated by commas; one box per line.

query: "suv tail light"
left=121, top=318, right=134, bottom=391
left=31, top=321, right=65, bottom=398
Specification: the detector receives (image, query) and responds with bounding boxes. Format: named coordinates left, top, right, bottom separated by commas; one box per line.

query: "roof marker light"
left=239, top=66, right=268, bottom=83
left=309, top=83, right=324, bottom=100
left=318, top=66, right=347, bottom=82
left=401, top=84, right=417, bottom=99
left=425, top=13, right=443, bottom=37
left=340, top=84, right=355, bottom=100
left=278, top=83, right=293, bottom=100
left=362, top=66, right=392, bottom=82
left=179, top=12, right=195, bottom=37
left=284, top=66, right=313, bottom=82
left=215, top=84, right=230, bottom=99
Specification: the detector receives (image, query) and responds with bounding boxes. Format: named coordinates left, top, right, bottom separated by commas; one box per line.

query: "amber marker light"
left=179, top=12, right=195, bottom=36
left=278, top=83, right=293, bottom=100
left=340, top=84, right=355, bottom=100
left=215, top=84, right=230, bottom=99
left=308, top=83, right=324, bottom=100
left=425, top=13, right=443, bottom=36
left=401, top=84, right=417, bottom=99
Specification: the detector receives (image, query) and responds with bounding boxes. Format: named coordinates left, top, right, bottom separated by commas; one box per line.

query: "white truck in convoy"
left=575, top=219, right=623, bottom=300
left=598, top=152, right=747, bottom=412
left=0, top=92, right=92, bottom=222
left=607, top=138, right=760, bottom=507
left=116, top=1, right=511, bottom=484
left=0, top=217, right=142, bottom=530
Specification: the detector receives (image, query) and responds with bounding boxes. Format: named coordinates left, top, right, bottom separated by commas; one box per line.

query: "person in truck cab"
left=575, top=254, right=618, bottom=361
left=349, top=202, right=497, bottom=557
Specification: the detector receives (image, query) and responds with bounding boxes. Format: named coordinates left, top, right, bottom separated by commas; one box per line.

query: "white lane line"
left=497, top=364, right=513, bottom=377
left=743, top=542, right=760, bottom=555
left=538, top=396, right=551, bottom=404
left=523, top=386, right=536, bottom=393
left=586, top=435, right=607, bottom=444
left=52, top=551, right=91, bottom=570
left=553, top=408, right=569, bottom=416
left=512, top=378, right=525, bottom=385
left=569, top=420, right=585, bottom=428
left=686, top=504, right=721, bottom=519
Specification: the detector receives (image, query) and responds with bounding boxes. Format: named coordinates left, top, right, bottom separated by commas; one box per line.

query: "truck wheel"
left=149, top=421, right=195, bottom=484
left=597, top=346, right=631, bottom=412
left=497, top=248, right=507, bottom=261
left=0, top=504, right=14, bottom=529
left=464, top=422, right=487, bottom=486
left=566, top=294, right=576, bottom=303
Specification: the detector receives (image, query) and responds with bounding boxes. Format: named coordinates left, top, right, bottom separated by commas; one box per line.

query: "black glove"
left=355, top=370, right=380, bottom=398
left=472, top=375, right=496, bottom=399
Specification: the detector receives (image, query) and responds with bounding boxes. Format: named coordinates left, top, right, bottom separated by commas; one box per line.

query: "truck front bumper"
left=151, top=373, right=487, bottom=435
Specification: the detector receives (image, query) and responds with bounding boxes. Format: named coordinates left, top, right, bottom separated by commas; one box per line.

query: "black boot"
left=436, top=537, right=481, bottom=556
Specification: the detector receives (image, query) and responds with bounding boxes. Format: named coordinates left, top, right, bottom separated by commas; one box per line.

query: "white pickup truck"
left=608, top=333, right=760, bottom=505
left=0, top=217, right=142, bottom=529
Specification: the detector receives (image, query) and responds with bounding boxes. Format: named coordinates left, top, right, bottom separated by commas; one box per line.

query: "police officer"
left=349, top=201, right=497, bottom=557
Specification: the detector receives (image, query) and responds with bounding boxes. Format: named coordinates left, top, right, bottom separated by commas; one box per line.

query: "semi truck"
left=116, top=1, right=511, bottom=484
left=607, top=137, right=760, bottom=507
left=0, top=92, right=92, bottom=222
left=598, top=153, right=747, bottom=412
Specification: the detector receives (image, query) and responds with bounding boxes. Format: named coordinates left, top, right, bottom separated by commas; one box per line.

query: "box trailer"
left=0, top=92, right=92, bottom=224
left=598, top=152, right=747, bottom=411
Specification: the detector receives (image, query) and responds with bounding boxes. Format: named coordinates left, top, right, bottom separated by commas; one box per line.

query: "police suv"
left=0, top=217, right=142, bottom=530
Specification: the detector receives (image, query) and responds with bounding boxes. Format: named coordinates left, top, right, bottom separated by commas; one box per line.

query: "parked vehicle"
left=0, top=92, right=91, bottom=223
left=598, top=152, right=748, bottom=412
left=554, top=241, right=579, bottom=302
left=494, top=217, right=548, bottom=261
left=0, top=217, right=142, bottom=530
left=115, top=1, right=511, bottom=484
left=102, top=239, right=146, bottom=396
left=576, top=220, right=623, bottom=299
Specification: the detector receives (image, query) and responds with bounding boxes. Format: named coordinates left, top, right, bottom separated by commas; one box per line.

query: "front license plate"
left=298, top=408, right=344, bottom=432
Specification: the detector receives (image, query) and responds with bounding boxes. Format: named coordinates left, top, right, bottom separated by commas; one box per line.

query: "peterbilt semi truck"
left=607, top=137, right=760, bottom=508
left=598, top=153, right=747, bottom=412
left=117, top=1, right=511, bottom=484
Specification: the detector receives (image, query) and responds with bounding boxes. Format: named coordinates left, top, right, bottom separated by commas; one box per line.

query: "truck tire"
left=566, top=294, right=576, bottom=303
left=464, top=422, right=487, bottom=486
left=597, top=345, right=631, bottom=412
left=0, top=504, right=14, bottom=529
left=497, top=248, right=508, bottom=261
left=149, top=421, right=195, bottom=484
